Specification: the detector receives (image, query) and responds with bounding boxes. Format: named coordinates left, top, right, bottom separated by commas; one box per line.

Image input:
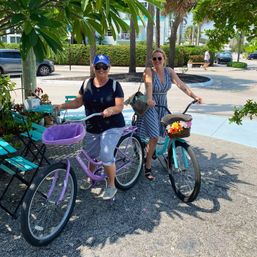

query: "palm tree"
left=164, top=0, right=197, bottom=68
left=129, top=16, right=136, bottom=73
left=196, top=23, right=202, bottom=45
left=0, top=0, right=160, bottom=98
left=145, top=3, right=155, bottom=67
left=156, top=7, right=161, bottom=48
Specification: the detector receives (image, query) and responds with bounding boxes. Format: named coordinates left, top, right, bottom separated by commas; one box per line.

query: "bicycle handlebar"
left=63, top=112, right=102, bottom=123
left=155, top=99, right=198, bottom=114
left=52, top=108, right=102, bottom=124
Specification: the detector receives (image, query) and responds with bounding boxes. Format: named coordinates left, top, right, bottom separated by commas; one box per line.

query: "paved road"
left=1, top=61, right=257, bottom=256
left=12, top=61, right=257, bottom=148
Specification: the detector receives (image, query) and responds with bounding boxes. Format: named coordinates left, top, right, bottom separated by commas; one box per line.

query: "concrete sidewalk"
left=123, top=109, right=257, bottom=149
left=191, top=113, right=257, bottom=149
left=10, top=63, right=257, bottom=149
left=62, top=107, right=257, bottom=149
left=2, top=63, right=257, bottom=257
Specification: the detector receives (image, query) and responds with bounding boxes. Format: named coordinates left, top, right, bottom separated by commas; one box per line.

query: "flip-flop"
left=144, top=168, right=155, bottom=181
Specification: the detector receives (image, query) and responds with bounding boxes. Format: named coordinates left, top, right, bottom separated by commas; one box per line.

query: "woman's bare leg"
left=104, top=163, right=116, bottom=187
left=145, top=137, right=158, bottom=169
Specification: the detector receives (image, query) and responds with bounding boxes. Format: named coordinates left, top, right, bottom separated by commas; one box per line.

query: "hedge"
left=2, top=43, right=209, bottom=67
left=227, top=61, right=247, bottom=69
left=53, top=44, right=209, bottom=67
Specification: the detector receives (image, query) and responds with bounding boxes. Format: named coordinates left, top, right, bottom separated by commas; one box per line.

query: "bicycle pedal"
left=80, top=179, right=93, bottom=190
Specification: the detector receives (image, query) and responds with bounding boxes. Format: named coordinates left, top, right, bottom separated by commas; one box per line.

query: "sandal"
left=144, top=168, right=155, bottom=181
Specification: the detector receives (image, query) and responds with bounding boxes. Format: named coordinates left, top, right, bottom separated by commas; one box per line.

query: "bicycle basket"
left=42, top=123, right=86, bottom=160
left=161, top=114, right=192, bottom=139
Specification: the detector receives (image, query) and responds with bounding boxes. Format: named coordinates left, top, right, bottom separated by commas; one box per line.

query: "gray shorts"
left=84, top=127, right=124, bottom=166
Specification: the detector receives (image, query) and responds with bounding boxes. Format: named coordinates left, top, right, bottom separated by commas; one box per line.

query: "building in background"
left=0, top=29, right=21, bottom=44
left=103, top=2, right=172, bottom=45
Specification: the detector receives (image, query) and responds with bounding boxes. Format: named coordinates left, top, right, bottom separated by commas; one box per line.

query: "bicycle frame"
left=155, top=136, right=189, bottom=170
left=148, top=100, right=198, bottom=170
left=53, top=125, right=138, bottom=202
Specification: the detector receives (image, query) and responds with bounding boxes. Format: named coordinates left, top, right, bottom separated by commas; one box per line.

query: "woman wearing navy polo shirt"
left=56, top=54, right=125, bottom=200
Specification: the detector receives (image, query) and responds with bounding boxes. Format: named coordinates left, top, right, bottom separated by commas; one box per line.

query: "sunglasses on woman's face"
left=95, top=64, right=109, bottom=70
left=152, top=56, right=163, bottom=61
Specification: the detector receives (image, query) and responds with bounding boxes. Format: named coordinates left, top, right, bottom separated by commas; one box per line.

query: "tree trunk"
left=22, top=48, right=37, bottom=99
left=168, top=15, right=181, bottom=68
left=156, top=7, right=160, bottom=48
left=192, top=25, right=195, bottom=45
left=189, top=26, right=193, bottom=45
left=196, top=24, right=201, bottom=45
left=145, top=4, right=155, bottom=67
left=129, top=16, right=136, bottom=73
left=237, top=32, right=243, bottom=62
left=177, top=22, right=184, bottom=45
left=89, top=36, right=96, bottom=78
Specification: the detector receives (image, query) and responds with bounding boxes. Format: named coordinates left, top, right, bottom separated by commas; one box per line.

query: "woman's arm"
left=144, top=67, right=155, bottom=107
left=169, top=67, right=203, bottom=103
left=103, top=97, right=124, bottom=118
left=56, top=94, right=83, bottom=110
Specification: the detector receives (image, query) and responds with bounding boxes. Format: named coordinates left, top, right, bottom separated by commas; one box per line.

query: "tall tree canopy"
left=164, top=0, right=197, bottom=68
left=0, top=0, right=160, bottom=97
left=194, top=0, right=257, bottom=50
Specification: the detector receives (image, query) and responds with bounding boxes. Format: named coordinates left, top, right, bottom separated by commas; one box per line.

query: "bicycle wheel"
left=21, top=162, right=77, bottom=246
left=168, top=140, right=201, bottom=203
left=115, top=134, right=143, bottom=190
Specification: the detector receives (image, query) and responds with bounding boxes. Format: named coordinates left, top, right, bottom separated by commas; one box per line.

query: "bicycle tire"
left=114, top=134, right=143, bottom=190
left=168, top=140, right=201, bottom=203
left=21, top=162, right=77, bottom=246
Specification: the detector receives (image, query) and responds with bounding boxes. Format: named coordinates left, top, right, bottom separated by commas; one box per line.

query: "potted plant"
left=24, top=87, right=53, bottom=126
left=35, top=88, right=53, bottom=126
left=0, top=75, right=26, bottom=147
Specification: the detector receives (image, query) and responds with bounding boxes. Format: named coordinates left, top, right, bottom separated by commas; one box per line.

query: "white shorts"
left=84, top=127, right=124, bottom=166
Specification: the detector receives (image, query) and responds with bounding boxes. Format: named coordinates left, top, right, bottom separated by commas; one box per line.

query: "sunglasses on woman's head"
left=95, top=64, right=109, bottom=70
left=152, top=56, right=162, bottom=61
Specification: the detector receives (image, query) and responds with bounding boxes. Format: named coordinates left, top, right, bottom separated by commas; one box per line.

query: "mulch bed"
left=51, top=72, right=210, bottom=84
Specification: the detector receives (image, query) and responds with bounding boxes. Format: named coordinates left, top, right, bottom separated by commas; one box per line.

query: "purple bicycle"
left=20, top=113, right=143, bottom=246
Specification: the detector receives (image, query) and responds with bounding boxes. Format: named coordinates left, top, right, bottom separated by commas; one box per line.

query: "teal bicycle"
left=135, top=100, right=201, bottom=203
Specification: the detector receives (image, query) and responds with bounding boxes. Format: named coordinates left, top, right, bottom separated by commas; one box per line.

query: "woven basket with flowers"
left=161, top=113, right=192, bottom=139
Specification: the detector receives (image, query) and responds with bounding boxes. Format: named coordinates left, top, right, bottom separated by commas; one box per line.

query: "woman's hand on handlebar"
left=102, top=108, right=113, bottom=118
left=194, top=96, right=203, bottom=104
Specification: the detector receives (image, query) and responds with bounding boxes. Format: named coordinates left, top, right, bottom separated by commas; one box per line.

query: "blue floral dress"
left=136, top=67, right=172, bottom=139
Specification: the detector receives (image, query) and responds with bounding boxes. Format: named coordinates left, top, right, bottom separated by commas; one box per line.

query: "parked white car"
left=0, top=49, right=55, bottom=76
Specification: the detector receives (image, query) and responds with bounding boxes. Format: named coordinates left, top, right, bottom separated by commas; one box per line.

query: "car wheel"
left=37, top=65, right=50, bottom=76
left=0, top=67, right=4, bottom=75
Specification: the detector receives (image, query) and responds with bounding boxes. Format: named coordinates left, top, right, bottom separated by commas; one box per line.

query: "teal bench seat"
left=0, top=138, right=38, bottom=174
left=0, top=137, right=39, bottom=218
left=11, top=111, right=50, bottom=165
left=65, top=95, right=76, bottom=102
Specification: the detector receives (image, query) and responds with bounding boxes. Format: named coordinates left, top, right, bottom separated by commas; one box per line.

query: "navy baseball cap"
left=93, top=54, right=110, bottom=66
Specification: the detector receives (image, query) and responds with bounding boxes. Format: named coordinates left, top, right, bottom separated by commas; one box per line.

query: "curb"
left=187, top=77, right=213, bottom=88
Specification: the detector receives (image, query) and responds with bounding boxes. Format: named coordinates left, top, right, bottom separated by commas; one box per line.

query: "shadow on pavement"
left=191, top=74, right=256, bottom=91
left=0, top=142, right=249, bottom=256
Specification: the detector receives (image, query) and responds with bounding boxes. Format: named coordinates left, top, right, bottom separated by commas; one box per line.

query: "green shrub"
left=2, top=42, right=208, bottom=67
left=227, top=61, right=247, bottom=69
left=2, top=43, right=19, bottom=49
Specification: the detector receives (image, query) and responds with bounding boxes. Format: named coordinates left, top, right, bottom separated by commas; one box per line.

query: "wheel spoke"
left=115, top=135, right=143, bottom=189
left=21, top=164, right=77, bottom=246
left=168, top=142, right=201, bottom=203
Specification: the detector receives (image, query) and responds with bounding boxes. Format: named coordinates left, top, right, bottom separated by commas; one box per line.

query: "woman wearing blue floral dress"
left=136, top=48, right=203, bottom=180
